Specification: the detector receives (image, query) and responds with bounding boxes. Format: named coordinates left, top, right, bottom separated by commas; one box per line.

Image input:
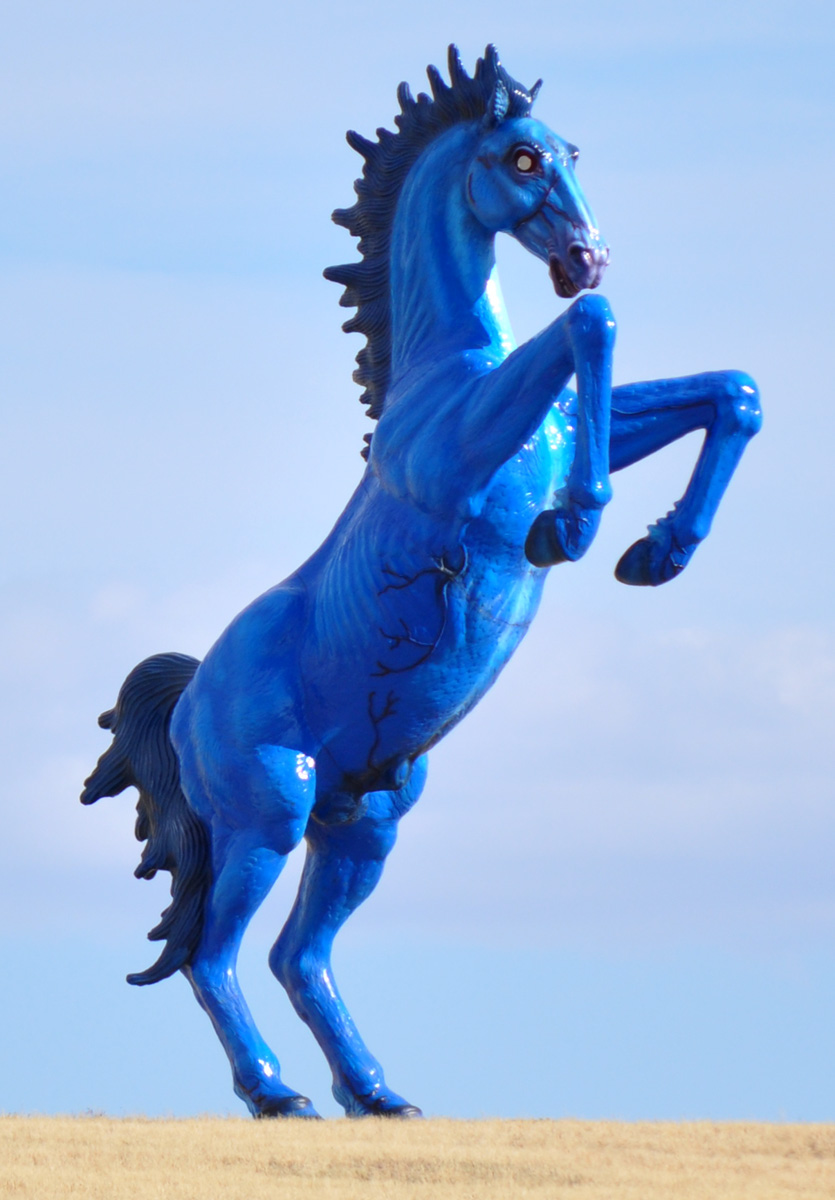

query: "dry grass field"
left=1, top=1116, right=833, bottom=1199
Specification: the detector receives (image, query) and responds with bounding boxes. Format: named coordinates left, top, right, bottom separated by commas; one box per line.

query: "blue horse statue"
left=83, top=46, right=761, bottom=1118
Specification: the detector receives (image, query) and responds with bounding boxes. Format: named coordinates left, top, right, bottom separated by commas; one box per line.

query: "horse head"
left=326, top=44, right=610, bottom=448
left=465, top=100, right=609, bottom=298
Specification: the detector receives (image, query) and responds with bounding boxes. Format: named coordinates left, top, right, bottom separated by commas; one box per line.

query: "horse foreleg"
left=608, top=371, right=761, bottom=585
left=522, top=295, right=616, bottom=566
left=270, top=761, right=427, bottom=1117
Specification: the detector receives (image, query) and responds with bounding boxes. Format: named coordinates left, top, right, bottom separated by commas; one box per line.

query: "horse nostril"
left=568, top=243, right=593, bottom=269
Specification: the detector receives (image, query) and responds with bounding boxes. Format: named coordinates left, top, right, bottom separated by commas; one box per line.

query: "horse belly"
left=383, top=564, right=544, bottom=751
left=308, top=549, right=546, bottom=785
left=369, top=450, right=555, bottom=758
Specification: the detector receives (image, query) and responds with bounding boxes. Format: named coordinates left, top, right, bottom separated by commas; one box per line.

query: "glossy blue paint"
left=82, top=46, right=761, bottom=1119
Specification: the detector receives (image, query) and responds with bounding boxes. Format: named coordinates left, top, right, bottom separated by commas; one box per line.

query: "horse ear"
left=483, top=79, right=509, bottom=128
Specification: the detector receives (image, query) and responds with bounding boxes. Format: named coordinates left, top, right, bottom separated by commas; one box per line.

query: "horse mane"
left=324, top=45, right=541, bottom=458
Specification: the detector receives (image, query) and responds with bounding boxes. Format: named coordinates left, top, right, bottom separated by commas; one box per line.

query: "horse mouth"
left=549, top=254, right=582, bottom=299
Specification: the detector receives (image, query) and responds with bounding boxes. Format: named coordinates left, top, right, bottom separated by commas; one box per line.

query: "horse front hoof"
left=525, top=505, right=601, bottom=567
left=525, top=510, right=569, bottom=567
left=255, top=1094, right=322, bottom=1119
left=615, top=525, right=696, bottom=586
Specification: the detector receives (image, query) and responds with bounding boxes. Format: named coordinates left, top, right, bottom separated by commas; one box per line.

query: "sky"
left=1, top=0, right=833, bottom=1121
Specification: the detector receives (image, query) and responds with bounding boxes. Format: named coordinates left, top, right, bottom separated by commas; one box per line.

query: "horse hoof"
left=525, top=506, right=600, bottom=567
left=525, top=510, right=568, bottom=567
left=382, top=1103, right=424, bottom=1119
left=335, top=1083, right=423, bottom=1118
left=615, top=526, right=696, bottom=586
left=348, top=1100, right=424, bottom=1119
left=255, top=1094, right=322, bottom=1119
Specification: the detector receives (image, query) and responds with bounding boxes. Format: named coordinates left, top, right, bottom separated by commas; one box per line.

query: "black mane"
left=324, top=45, right=541, bottom=456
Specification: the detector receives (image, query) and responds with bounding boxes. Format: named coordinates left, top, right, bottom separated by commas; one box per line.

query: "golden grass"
left=1, top=1116, right=833, bottom=1199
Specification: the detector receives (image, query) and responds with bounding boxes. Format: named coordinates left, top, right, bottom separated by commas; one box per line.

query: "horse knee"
left=566, top=292, right=617, bottom=350
left=716, top=371, right=762, bottom=438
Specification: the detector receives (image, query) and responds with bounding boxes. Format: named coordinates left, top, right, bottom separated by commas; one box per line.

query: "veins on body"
left=371, top=549, right=466, bottom=678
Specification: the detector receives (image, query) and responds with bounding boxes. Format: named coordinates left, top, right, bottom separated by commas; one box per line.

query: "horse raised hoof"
left=254, top=1094, right=322, bottom=1119
left=525, top=505, right=602, bottom=567
left=615, top=523, right=698, bottom=586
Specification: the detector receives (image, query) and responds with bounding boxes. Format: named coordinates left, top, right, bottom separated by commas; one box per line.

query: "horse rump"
left=81, top=652, right=210, bottom=986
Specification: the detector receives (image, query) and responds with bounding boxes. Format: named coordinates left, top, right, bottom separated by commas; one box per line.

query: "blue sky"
left=1, top=0, right=833, bottom=1119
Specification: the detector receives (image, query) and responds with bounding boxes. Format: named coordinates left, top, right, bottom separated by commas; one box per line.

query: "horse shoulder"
left=369, top=353, right=505, bottom=517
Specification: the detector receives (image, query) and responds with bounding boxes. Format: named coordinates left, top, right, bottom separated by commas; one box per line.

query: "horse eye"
left=513, top=149, right=538, bottom=174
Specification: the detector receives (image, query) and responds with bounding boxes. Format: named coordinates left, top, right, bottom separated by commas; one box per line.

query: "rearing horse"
left=83, top=46, right=761, bottom=1118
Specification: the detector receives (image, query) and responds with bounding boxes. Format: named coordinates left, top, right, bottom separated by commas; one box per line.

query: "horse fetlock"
left=678, top=514, right=711, bottom=544
left=570, top=477, right=612, bottom=510
left=655, top=505, right=708, bottom=545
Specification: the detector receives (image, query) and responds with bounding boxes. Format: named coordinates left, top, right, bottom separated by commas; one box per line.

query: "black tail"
left=81, top=652, right=210, bottom=986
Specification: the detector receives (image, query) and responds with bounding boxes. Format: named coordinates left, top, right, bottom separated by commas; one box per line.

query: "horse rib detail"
left=324, top=43, right=541, bottom=457
left=81, top=652, right=208, bottom=986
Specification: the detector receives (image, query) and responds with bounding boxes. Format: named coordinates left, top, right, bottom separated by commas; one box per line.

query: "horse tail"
left=81, top=652, right=210, bottom=987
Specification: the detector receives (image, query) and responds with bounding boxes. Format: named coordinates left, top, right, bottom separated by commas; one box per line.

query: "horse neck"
left=389, top=125, right=514, bottom=382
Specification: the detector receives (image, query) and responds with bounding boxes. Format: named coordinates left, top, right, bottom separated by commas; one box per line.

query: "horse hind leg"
left=270, top=758, right=428, bottom=1118
left=83, top=656, right=321, bottom=1116
left=180, top=746, right=321, bottom=1118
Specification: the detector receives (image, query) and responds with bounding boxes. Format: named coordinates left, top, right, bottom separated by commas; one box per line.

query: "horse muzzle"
left=549, top=241, right=609, bottom=298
